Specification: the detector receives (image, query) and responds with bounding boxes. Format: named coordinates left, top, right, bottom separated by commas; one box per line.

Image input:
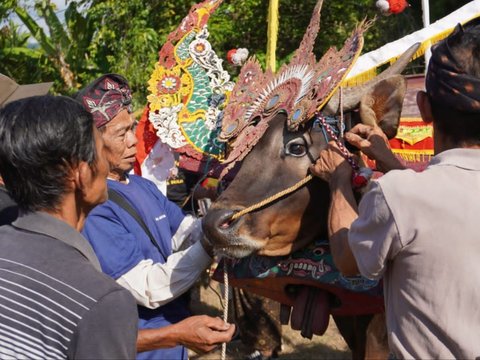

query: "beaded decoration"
left=315, top=113, right=373, bottom=189
left=218, top=0, right=368, bottom=175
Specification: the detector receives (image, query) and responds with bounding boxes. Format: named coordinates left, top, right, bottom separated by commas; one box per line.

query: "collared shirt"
left=13, top=211, right=102, bottom=271
left=0, top=185, right=17, bottom=226
left=0, top=211, right=137, bottom=359
left=349, top=148, right=480, bottom=359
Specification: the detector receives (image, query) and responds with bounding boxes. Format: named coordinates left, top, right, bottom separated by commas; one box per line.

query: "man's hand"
left=137, top=315, right=235, bottom=354
left=309, top=142, right=360, bottom=276
left=310, top=141, right=353, bottom=185
left=175, top=315, right=236, bottom=354
left=345, top=124, right=404, bottom=172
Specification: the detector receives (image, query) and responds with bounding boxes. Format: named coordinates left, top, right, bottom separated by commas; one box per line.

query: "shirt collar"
left=108, top=172, right=129, bottom=184
left=12, top=211, right=102, bottom=272
left=430, top=148, right=480, bottom=170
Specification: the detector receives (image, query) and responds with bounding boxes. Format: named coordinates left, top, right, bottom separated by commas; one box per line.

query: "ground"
left=189, top=279, right=352, bottom=360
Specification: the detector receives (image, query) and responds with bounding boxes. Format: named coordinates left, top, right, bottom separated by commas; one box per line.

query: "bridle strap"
left=316, top=113, right=359, bottom=171
left=230, top=111, right=368, bottom=221
left=229, top=115, right=341, bottom=221
left=230, top=174, right=313, bottom=220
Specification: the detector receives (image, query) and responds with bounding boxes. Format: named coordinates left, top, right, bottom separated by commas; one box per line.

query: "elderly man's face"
left=100, top=109, right=138, bottom=180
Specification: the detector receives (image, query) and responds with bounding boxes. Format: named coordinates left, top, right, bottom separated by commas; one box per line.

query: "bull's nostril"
left=219, top=214, right=238, bottom=229
left=203, top=208, right=242, bottom=240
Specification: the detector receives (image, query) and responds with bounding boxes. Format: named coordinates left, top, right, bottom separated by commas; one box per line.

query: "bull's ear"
left=359, top=75, right=407, bottom=139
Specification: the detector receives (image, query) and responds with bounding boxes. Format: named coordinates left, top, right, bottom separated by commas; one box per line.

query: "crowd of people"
left=0, top=15, right=479, bottom=360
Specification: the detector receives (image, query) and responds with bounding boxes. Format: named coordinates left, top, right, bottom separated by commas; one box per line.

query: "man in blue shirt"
left=76, top=74, right=235, bottom=359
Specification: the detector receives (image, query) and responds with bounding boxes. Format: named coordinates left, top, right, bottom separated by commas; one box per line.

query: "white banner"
left=345, top=0, right=480, bottom=82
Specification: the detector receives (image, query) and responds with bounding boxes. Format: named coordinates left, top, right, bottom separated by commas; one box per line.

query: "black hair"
left=0, top=95, right=97, bottom=212
left=430, top=98, right=480, bottom=147
left=430, top=19, right=480, bottom=146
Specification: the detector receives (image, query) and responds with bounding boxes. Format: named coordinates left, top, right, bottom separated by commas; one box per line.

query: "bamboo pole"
left=266, top=0, right=279, bottom=72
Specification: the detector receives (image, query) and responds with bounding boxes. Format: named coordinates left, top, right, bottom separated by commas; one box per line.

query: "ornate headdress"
left=218, top=0, right=368, bottom=176
left=136, top=0, right=233, bottom=174
left=77, top=74, right=133, bottom=128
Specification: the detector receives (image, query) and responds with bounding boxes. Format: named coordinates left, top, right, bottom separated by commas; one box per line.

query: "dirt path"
left=189, top=281, right=351, bottom=359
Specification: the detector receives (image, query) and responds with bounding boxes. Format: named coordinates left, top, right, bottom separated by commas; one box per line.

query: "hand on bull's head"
left=345, top=124, right=405, bottom=173
left=309, top=142, right=353, bottom=185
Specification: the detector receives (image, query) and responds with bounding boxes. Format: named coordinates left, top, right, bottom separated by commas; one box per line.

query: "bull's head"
left=203, top=0, right=418, bottom=258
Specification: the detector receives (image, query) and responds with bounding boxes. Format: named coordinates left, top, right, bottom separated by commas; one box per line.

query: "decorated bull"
left=199, top=1, right=420, bottom=358
left=136, top=0, right=419, bottom=358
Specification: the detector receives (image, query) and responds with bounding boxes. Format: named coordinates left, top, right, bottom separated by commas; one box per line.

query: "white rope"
left=339, top=86, right=344, bottom=138
left=221, top=259, right=229, bottom=360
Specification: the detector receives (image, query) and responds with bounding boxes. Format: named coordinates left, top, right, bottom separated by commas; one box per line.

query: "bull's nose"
left=202, top=208, right=241, bottom=246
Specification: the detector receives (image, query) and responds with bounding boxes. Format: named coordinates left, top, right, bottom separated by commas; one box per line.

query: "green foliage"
left=2, top=1, right=98, bottom=93
left=203, top=0, right=423, bottom=70
left=0, top=19, right=55, bottom=82
left=85, top=0, right=163, bottom=108
left=14, top=6, right=56, bottom=56
left=0, top=0, right=470, bottom=109
left=0, top=0, right=17, bottom=20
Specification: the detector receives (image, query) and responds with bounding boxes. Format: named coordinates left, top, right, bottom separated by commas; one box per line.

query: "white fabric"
left=140, top=140, right=175, bottom=195
left=117, top=241, right=211, bottom=309
left=345, top=1, right=480, bottom=80
left=172, top=216, right=203, bottom=251
left=116, top=216, right=211, bottom=308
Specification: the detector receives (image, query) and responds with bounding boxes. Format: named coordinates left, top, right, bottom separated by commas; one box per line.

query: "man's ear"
left=416, top=91, right=434, bottom=124
left=75, top=162, right=92, bottom=193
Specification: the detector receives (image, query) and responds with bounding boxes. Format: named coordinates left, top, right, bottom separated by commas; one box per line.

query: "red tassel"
left=227, top=49, right=237, bottom=65
left=389, top=0, right=409, bottom=14
left=352, top=167, right=373, bottom=189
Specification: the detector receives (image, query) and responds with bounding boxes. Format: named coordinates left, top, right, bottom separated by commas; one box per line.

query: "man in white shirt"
left=311, top=19, right=480, bottom=359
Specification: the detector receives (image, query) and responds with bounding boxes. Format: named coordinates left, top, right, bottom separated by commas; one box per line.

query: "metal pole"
left=421, top=0, right=431, bottom=70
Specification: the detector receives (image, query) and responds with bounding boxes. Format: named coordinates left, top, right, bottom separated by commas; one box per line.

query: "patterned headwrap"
left=76, top=74, right=133, bottom=128
left=426, top=18, right=480, bottom=113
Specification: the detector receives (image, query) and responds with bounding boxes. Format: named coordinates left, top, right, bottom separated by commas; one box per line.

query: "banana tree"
left=0, top=20, right=53, bottom=83
left=14, top=0, right=96, bottom=90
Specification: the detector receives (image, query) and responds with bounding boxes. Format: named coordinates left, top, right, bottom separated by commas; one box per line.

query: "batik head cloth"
left=76, top=74, right=133, bottom=128
left=426, top=18, right=480, bottom=113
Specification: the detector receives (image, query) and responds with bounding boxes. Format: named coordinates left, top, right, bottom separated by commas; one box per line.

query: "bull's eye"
left=285, top=142, right=307, bottom=157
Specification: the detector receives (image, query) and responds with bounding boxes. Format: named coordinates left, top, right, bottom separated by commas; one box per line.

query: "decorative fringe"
left=397, top=117, right=422, bottom=122
left=343, top=68, right=378, bottom=87
left=342, top=31, right=448, bottom=87
left=266, top=0, right=280, bottom=72
left=342, top=12, right=480, bottom=87
left=392, top=149, right=433, bottom=163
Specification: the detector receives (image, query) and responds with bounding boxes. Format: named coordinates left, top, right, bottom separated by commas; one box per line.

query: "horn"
left=290, top=0, right=324, bottom=66
left=322, top=42, right=420, bottom=116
